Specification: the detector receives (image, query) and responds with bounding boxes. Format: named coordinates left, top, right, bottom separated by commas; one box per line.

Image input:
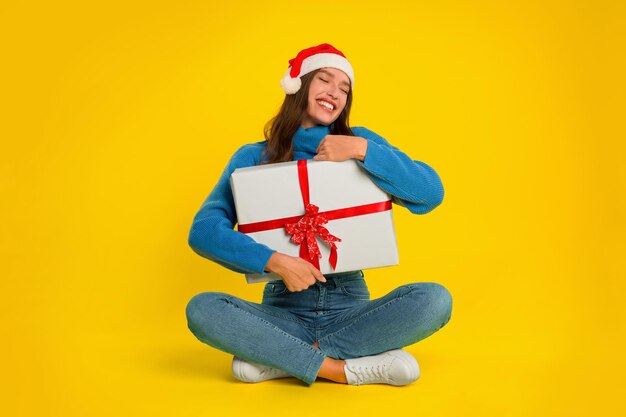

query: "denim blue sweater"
left=188, top=125, right=444, bottom=275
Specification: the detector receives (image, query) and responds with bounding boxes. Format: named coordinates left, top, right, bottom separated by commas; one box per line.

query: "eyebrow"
left=319, top=69, right=351, bottom=88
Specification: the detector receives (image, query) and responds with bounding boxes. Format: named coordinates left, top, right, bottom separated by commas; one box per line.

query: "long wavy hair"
left=260, top=69, right=354, bottom=165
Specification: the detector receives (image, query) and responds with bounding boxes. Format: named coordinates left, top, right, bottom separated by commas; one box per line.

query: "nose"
left=326, top=87, right=338, bottom=99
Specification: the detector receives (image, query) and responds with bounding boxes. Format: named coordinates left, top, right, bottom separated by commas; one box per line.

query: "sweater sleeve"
left=351, top=126, right=444, bottom=214
left=187, top=145, right=276, bottom=275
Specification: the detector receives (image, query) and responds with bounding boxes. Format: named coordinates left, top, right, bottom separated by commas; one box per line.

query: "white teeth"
left=317, top=100, right=335, bottom=110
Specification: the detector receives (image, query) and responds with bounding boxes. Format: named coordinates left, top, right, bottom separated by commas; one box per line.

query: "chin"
left=307, top=112, right=339, bottom=127
left=319, top=116, right=339, bottom=126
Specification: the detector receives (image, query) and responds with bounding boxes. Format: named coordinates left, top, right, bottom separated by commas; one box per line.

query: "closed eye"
left=320, top=77, right=349, bottom=94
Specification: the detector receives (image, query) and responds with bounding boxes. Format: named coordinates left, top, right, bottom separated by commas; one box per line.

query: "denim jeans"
left=185, top=270, right=452, bottom=385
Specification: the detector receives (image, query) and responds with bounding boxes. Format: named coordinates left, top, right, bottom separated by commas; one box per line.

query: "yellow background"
left=2, top=0, right=624, bottom=416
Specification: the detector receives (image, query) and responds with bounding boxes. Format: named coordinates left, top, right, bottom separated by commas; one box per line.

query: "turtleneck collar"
left=292, top=124, right=332, bottom=156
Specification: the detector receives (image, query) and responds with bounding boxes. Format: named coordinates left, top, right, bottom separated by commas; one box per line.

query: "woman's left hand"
left=314, top=135, right=368, bottom=162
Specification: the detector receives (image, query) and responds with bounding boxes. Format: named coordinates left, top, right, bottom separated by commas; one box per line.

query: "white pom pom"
left=280, top=75, right=302, bottom=94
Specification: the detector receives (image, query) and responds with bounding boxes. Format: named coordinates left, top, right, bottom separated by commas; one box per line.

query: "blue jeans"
left=185, top=270, right=452, bottom=385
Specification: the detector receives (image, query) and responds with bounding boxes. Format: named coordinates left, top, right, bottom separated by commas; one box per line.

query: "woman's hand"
left=265, top=252, right=326, bottom=292
left=314, top=135, right=368, bottom=162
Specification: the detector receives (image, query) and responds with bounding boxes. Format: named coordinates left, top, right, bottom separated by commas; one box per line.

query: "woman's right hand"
left=264, top=252, right=326, bottom=292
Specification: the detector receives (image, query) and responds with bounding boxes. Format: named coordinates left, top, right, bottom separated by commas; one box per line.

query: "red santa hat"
left=280, top=43, right=355, bottom=95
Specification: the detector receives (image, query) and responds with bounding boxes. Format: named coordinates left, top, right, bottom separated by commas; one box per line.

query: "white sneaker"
left=343, top=349, right=420, bottom=386
left=231, top=356, right=291, bottom=383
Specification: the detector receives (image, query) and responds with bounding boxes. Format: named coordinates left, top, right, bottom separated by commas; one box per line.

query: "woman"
left=186, top=43, right=452, bottom=386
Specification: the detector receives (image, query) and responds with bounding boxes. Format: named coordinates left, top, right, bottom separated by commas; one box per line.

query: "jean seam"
left=247, top=298, right=312, bottom=328
left=224, top=298, right=325, bottom=383
left=337, top=281, right=370, bottom=299
left=225, top=298, right=314, bottom=348
left=317, top=338, right=339, bottom=360
left=302, top=350, right=326, bottom=386
left=318, top=286, right=417, bottom=348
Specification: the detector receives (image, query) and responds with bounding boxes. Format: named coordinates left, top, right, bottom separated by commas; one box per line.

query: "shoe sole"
left=232, top=357, right=290, bottom=383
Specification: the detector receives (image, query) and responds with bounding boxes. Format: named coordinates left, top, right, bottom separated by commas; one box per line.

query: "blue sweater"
left=188, top=125, right=444, bottom=275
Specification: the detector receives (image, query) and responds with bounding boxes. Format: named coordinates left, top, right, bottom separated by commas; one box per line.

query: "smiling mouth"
left=317, top=99, right=336, bottom=112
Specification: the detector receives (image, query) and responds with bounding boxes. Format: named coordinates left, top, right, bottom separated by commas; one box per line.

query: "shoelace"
left=348, top=356, right=394, bottom=385
left=259, top=366, right=284, bottom=377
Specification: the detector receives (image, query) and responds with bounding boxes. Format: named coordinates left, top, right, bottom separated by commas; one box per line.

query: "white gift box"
left=230, top=159, right=399, bottom=283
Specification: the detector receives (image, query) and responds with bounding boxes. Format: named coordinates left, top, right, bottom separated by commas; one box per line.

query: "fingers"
left=315, top=138, right=325, bottom=153
left=281, top=257, right=327, bottom=292
left=315, top=141, right=327, bottom=160
left=310, top=265, right=326, bottom=283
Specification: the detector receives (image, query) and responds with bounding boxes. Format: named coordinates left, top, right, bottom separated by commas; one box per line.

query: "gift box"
left=230, top=159, right=399, bottom=283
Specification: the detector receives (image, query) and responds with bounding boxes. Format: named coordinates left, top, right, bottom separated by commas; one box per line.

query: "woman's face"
left=301, top=67, right=351, bottom=128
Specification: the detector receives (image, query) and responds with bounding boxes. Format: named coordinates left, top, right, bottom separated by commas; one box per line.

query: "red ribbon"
left=238, top=160, right=392, bottom=270
left=284, top=202, right=341, bottom=270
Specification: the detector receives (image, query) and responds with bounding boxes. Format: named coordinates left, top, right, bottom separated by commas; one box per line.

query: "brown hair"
left=260, top=69, right=354, bottom=164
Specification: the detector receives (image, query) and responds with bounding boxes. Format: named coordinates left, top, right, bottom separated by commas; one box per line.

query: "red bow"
left=284, top=202, right=341, bottom=270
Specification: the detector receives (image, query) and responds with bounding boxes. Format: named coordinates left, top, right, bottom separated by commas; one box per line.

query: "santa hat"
left=280, top=43, right=355, bottom=95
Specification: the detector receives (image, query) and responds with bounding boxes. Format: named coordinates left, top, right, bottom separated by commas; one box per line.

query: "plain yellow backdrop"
left=1, top=0, right=624, bottom=416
